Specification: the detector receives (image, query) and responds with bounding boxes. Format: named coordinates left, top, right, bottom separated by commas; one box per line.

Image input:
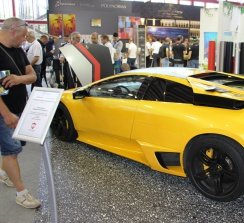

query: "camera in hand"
left=0, top=70, right=10, bottom=96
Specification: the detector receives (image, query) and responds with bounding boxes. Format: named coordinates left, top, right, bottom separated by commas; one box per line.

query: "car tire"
left=184, top=135, right=244, bottom=202
left=51, top=103, right=77, bottom=142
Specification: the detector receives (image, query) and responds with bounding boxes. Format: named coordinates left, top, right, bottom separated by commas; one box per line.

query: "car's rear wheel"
left=51, top=103, right=77, bottom=142
left=184, top=135, right=244, bottom=202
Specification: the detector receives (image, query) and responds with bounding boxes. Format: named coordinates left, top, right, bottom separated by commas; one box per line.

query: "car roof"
left=123, top=67, right=205, bottom=79
left=123, top=67, right=244, bottom=102
left=71, top=67, right=244, bottom=108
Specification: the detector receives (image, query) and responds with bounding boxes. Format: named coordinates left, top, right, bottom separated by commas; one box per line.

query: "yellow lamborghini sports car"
left=52, top=67, right=244, bottom=202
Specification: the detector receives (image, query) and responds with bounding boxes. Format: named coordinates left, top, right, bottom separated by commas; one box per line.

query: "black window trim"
left=142, top=77, right=194, bottom=104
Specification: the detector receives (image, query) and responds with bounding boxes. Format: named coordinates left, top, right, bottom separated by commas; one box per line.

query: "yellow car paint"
left=60, top=68, right=244, bottom=178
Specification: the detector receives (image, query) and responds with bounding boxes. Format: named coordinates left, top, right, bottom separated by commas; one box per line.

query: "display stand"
left=42, top=139, right=58, bottom=223
left=13, top=87, right=64, bottom=223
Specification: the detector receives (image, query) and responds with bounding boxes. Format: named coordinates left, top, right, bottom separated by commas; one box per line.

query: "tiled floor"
left=0, top=143, right=42, bottom=223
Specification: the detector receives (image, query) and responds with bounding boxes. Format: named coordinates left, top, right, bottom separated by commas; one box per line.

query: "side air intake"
left=155, top=152, right=180, bottom=169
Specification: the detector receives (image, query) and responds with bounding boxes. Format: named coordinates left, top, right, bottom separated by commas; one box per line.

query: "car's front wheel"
left=184, top=135, right=244, bottom=202
left=51, top=103, right=77, bottom=142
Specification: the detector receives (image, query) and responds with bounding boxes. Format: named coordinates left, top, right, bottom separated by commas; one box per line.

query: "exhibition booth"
left=47, top=0, right=201, bottom=70
left=47, top=0, right=244, bottom=75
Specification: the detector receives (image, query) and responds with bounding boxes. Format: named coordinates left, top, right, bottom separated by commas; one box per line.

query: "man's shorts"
left=0, top=115, right=22, bottom=156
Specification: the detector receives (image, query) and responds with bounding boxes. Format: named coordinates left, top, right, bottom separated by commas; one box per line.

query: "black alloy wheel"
left=184, top=135, right=244, bottom=202
left=51, top=103, right=77, bottom=142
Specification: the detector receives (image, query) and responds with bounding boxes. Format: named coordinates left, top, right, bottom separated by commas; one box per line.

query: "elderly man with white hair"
left=26, top=30, right=43, bottom=90
left=0, top=17, right=40, bottom=209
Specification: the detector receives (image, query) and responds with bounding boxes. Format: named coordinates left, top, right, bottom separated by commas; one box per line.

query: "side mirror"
left=73, top=89, right=89, bottom=99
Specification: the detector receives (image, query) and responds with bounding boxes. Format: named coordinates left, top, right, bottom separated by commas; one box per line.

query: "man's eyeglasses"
left=10, top=22, right=28, bottom=30
left=15, top=22, right=28, bottom=28
left=2, top=22, right=28, bottom=30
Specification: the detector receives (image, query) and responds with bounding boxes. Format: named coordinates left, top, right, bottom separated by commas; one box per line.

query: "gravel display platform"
left=34, top=138, right=244, bottom=223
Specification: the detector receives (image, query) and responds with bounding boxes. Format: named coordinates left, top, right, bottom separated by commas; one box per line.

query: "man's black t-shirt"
left=0, top=43, right=30, bottom=114
left=172, top=43, right=186, bottom=63
left=189, top=44, right=199, bottom=60
left=158, top=44, right=169, bottom=59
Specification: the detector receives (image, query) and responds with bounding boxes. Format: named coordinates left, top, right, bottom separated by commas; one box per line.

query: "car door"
left=131, top=77, right=195, bottom=154
left=73, top=75, right=145, bottom=144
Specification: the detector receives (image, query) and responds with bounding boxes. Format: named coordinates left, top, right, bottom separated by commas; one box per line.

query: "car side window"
left=165, top=81, right=193, bottom=103
left=89, top=76, right=145, bottom=99
left=143, top=78, right=193, bottom=103
left=143, top=78, right=166, bottom=101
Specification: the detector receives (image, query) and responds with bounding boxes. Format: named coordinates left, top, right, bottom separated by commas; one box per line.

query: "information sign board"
left=13, top=87, right=64, bottom=145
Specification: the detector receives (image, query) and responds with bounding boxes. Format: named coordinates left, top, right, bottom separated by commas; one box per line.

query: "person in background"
left=60, top=32, right=81, bottom=89
left=51, top=36, right=62, bottom=87
left=0, top=17, right=40, bottom=209
left=188, top=38, right=199, bottom=68
left=45, top=35, right=54, bottom=55
left=159, top=37, right=171, bottom=67
left=168, top=38, right=174, bottom=66
left=183, top=37, right=190, bottom=67
left=26, top=30, right=43, bottom=90
left=113, top=32, right=123, bottom=74
left=145, top=37, right=153, bottom=68
left=21, top=40, right=31, bottom=52
left=151, top=38, right=162, bottom=67
left=51, top=36, right=70, bottom=88
left=121, top=63, right=130, bottom=72
left=172, top=35, right=187, bottom=67
left=61, top=36, right=70, bottom=46
left=101, top=35, right=115, bottom=66
left=91, top=32, right=99, bottom=44
left=126, top=38, right=137, bottom=68
left=38, top=35, right=53, bottom=86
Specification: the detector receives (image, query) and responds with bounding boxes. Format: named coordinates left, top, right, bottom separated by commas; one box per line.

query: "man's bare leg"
left=2, top=155, right=25, bottom=192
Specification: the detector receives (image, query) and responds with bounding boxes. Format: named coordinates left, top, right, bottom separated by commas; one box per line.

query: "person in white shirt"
left=26, top=30, right=43, bottom=90
left=112, top=32, right=123, bottom=74
left=101, top=35, right=115, bottom=65
left=127, top=38, right=137, bottom=68
left=151, top=38, right=162, bottom=67
left=145, top=37, right=153, bottom=67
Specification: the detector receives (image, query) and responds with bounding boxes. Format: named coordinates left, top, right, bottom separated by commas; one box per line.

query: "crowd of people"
left=20, top=31, right=131, bottom=89
left=18, top=31, right=199, bottom=91
left=39, top=33, right=199, bottom=90
left=146, top=35, right=199, bottom=68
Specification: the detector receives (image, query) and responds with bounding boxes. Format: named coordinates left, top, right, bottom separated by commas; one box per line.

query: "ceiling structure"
left=120, top=0, right=243, bottom=7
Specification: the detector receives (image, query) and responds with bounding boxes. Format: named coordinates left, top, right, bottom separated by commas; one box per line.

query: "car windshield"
left=192, top=72, right=244, bottom=90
